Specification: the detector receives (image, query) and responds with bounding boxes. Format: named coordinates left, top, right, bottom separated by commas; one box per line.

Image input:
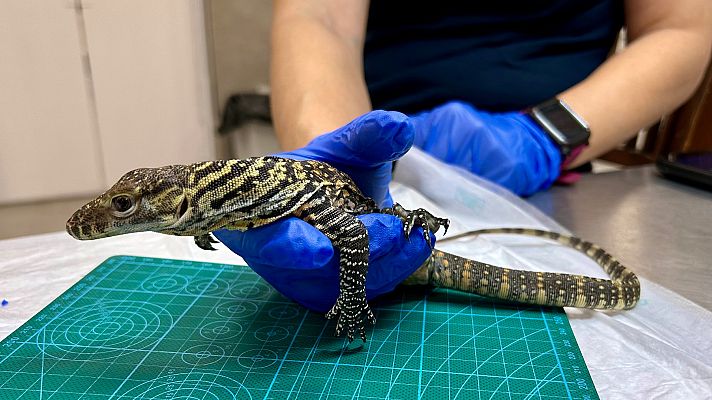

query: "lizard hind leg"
left=295, top=198, right=376, bottom=342
left=381, top=203, right=450, bottom=247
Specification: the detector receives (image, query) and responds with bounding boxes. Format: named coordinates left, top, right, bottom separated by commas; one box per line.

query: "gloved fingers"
left=410, top=101, right=563, bottom=196
left=358, top=214, right=405, bottom=258
left=215, top=213, right=430, bottom=268
left=411, top=101, right=490, bottom=160
left=358, top=214, right=435, bottom=296
left=271, top=110, right=410, bottom=207
left=219, top=214, right=430, bottom=312
left=242, top=258, right=340, bottom=313
left=213, top=218, right=334, bottom=270
left=506, top=114, right=562, bottom=194
left=216, top=212, right=434, bottom=311
left=463, top=112, right=560, bottom=195
left=284, top=110, right=415, bottom=167
left=345, top=162, right=395, bottom=207
left=380, top=191, right=395, bottom=209
left=365, top=235, right=433, bottom=298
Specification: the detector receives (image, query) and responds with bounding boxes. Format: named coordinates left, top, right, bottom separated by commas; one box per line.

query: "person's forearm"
left=559, top=1, right=712, bottom=167
left=271, top=0, right=371, bottom=150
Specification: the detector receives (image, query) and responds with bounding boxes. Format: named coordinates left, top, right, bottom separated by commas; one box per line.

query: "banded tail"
left=415, top=228, right=640, bottom=310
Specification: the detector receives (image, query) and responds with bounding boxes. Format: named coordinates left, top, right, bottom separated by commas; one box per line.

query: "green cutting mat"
left=0, top=255, right=597, bottom=400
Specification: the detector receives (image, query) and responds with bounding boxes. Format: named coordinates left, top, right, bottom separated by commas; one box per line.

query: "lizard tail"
left=419, top=228, right=640, bottom=310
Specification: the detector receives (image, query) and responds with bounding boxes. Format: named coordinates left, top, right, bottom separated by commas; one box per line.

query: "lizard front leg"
left=194, top=233, right=219, bottom=250
left=294, top=196, right=375, bottom=342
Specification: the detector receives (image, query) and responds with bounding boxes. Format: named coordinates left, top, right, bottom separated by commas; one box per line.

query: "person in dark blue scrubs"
left=268, top=0, right=711, bottom=195
left=214, top=1, right=712, bottom=311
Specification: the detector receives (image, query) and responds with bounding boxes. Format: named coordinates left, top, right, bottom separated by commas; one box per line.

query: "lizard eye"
left=110, top=195, right=136, bottom=217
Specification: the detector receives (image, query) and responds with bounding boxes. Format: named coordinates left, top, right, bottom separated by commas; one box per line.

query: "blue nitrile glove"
left=411, top=101, right=562, bottom=196
left=213, top=111, right=434, bottom=312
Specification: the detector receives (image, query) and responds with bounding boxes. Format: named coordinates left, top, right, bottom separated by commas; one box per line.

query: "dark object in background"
left=218, top=93, right=271, bottom=134
left=657, top=152, right=712, bottom=192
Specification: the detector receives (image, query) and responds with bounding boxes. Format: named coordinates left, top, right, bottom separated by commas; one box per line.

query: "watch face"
left=535, top=100, right=590, bottom=147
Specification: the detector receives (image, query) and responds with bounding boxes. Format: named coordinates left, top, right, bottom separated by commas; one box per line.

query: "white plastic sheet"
left=394, top=149, right=712, bottom=399
left=1, top=148, right=710, bottom=399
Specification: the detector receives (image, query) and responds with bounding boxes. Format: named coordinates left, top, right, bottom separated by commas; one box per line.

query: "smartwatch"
left=527, top=98, right=590, bottom=157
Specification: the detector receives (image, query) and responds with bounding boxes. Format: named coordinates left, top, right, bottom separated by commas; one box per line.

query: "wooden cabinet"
left=0, top=0, right=215, bottom=204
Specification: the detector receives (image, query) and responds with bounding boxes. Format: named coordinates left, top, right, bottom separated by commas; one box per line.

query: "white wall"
left=206, top=0, right=280, bottom=159
left=0, top=0, right=105, bottom=203
left=0, top=0, right=216, bottom=204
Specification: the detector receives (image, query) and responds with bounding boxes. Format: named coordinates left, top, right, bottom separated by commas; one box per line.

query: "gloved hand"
left=214, top=111, right=434, bottom=312
left=411, top=101, right=562, bottom=196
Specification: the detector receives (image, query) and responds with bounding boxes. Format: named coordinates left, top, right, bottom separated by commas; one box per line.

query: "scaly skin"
left=402, top=228, right=639, bottom=310
left=67, top=157, right=640, bottom=342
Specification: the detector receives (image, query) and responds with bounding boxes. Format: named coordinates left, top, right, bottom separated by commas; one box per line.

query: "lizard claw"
left=326, top=296, right=375, bottom=342
left=381, top=203, right=450, bottom=248
left=194, top=233, right=218, bottom=251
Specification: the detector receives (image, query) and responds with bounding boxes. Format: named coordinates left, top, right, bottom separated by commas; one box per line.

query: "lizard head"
left=66, top=165, right=190, bottom=240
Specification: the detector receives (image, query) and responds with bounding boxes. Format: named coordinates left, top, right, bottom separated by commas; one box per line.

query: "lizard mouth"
left=65, top=207, right=117, bottom=240
left=66, top=211, right=86, bottom=239
left=66, top=218, right=110, bottom=240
